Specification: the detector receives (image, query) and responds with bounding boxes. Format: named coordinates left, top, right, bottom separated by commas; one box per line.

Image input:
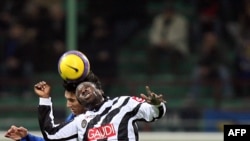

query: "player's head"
left=64, top=90, right=86, bottom=115
left=63, top=71, right=104, bottom=109
left=63, top=77, right=89, bottom=115
left=75, top=81, right=105, bottom=110
left=63, top=70, right=103, bottom=93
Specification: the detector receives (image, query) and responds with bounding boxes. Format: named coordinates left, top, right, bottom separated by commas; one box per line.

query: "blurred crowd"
left=0, top=0, right=66, bottom=97
left=0, top=0, right=249, bottom=102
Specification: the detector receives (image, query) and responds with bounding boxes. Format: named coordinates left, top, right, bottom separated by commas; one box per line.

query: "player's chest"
left=78, top=114, right=122, bottom=140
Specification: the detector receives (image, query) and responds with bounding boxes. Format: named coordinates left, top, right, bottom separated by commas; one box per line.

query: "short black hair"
left=63, top=70, right=102, bottom=92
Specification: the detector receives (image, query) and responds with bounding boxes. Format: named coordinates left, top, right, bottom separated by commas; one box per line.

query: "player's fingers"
left=18, top=128, right=28, bottom=137
left=141, top=94, right=152, bottom=103
left=9, top=125, right=17, bottom=132
left=155, top=93, right=162, bottom=98
left=17, top=127, right=26, bottom=133
left=18, top=126, right=26, bottom=130
left=4, top=130, right=10, bottom=136
left=35, top=81, right=46, bottom=86
left=152, top=94, right=166, bottom=103
left=34, top=83, right=43, bottom=89
left=4, top=133, right=10, bottom=137
left=6, top=129, right=11, bottom=133
left=152, top=93, right=157, bottom=97
left=145, top=86, right=152, bottom=95
left=141, top=93, right=152, bottom=101
left=10, top=125, right=17, bottom=129
left=158, top=97, right=167, bottom=103
left=34, top=84, right=41, bottom=89
left=6, top=130, right=13, bottom=136
left=157, top=94, right=163, bottom=97
left=146, top=87, right=157, bottom=100
left=140, top=93, right=148, bottom=99
left=155, top=94, right=163, bottom=99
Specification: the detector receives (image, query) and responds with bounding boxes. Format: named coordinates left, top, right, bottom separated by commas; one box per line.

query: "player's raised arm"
left=134, top=86, right=167, bottom=121
left=34, top=81, right=79, bottom=141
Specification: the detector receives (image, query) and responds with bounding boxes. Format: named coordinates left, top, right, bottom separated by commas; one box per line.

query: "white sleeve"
left=138, top=102, right=167, bottom=122
left=128, top=96, right=167, bottom=122
left=38, top=97, right=79, bottom=140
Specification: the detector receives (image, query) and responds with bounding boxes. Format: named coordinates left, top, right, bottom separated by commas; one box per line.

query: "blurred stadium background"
left=0, top=0, right=250, bottom=140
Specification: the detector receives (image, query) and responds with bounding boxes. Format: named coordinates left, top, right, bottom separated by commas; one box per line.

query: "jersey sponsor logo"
left=132, top=96, right=145, bottom=103
left=88, top=123, right=116, bottom=140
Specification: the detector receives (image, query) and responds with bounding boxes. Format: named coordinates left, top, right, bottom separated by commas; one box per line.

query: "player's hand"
left=34, top=81, right=51, bottom=98
left=140, top=86, right=166, bottom=105
left=4, top=125, right=28, bottom=140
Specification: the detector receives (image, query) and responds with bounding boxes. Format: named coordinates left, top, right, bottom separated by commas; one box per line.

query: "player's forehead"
left=65, top=91, right=76, bottom=97
left=77, top=81, right=96, bottom=89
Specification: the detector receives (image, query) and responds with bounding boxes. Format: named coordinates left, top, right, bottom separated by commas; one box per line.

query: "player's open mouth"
left=83, top=92, right=91, bottom=99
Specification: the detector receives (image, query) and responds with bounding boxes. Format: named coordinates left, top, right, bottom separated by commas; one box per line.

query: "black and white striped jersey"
left=38, top=96, right=166, bottom=141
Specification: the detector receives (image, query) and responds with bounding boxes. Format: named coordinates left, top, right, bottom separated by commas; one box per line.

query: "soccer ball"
left=58, top=50, right=90, bottom=82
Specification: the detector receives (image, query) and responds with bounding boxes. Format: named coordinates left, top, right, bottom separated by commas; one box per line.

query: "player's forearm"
left=154, top=102, right=167, bottom=119
left=140, top=102, right=167, bottom=121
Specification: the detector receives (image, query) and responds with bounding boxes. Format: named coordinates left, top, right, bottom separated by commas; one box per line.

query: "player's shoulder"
left=117, top=95, right=145, bottom=103
left=76, top=111, right=95, bottom=120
